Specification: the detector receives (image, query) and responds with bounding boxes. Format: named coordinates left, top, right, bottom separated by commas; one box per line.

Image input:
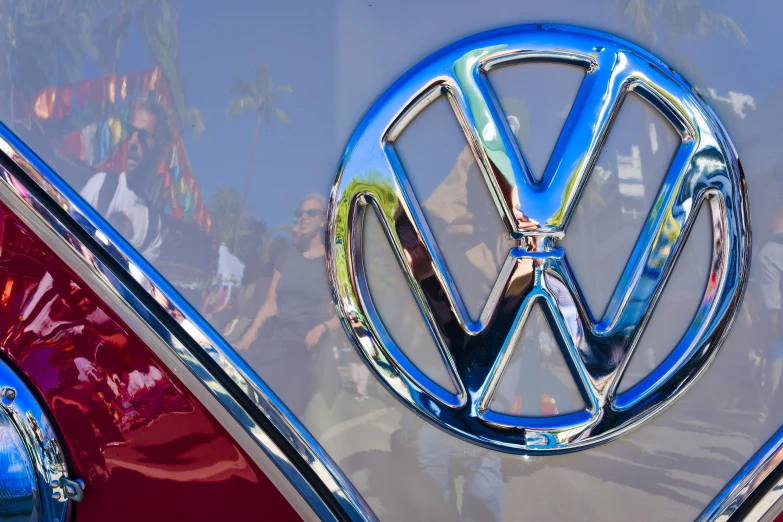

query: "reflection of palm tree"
left=228, top=64, right=292, bottom=237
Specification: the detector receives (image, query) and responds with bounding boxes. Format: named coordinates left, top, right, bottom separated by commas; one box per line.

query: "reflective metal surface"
left=0, top=127, right=369, bottom=521
left=328, top=24, right=750, bottom=453
left=741, top=481, right=783, bottom=522
left=0, top=194, right=303, bottom=522
left=0, top=1, right=778, bottom=520
left=700, top=424, right=783, bottom=522
left=0, top=404, right=35, bottom=520
left=0, top=356, right=80, bottom=522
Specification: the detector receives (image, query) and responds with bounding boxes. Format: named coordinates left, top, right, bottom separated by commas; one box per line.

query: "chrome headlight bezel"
left=0, top=357, right=83, bottom=522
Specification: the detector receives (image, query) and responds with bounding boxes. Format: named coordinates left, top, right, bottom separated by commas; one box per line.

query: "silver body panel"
left=0, top=1, right=780, bottom=520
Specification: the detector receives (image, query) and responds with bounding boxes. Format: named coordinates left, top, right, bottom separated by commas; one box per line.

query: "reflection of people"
left=423, top=144, right=508, bottom=301
left=351, top=357, right=371, bottom=401
left=411, top=420, right=503, bottom=522
left=235, top=194, right=341, bottom=416
left=422, top=113, right=530, bottom=310
left=80, top=97, right=169, bottom=261
left=203, top=245, right=245, bottom=328
left=497, top=309, right=579, bottom=416
left=387, top=115, right=530, bottom=522
left=756, top=211, right=783, bottom=421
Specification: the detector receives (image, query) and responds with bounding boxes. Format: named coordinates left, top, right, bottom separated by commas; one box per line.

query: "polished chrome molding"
left=0, top=126, right=376, bottom=522
left=328, top=24, right=751, bottom=454
left=699, top=426, right=783, bottom=522
left=743, top=483, right=783, bottom=522
left=0, top=355, right=83, bottom=522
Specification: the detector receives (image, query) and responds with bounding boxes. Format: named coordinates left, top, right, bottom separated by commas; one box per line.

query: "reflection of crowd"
left=399, top=148, right=513, bottom=521
left=73, top=88, right=737, bottom=521
left=76, top=94, right=572, bottom=519
left=232, top=194, right=343, bottom=418
left=76, top=94, right=365, bottom=427
left=745, top=188, right=783, bottom=423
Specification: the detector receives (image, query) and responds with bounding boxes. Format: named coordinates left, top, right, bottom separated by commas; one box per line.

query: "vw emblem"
left=327, top=24, right=750, bottom=453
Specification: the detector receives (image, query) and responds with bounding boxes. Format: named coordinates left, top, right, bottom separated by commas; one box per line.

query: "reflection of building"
left=14, top=67, right=212, bottom=233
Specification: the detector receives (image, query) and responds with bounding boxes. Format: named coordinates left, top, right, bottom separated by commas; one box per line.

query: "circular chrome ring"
left=328, top=24, right=750, bottom=454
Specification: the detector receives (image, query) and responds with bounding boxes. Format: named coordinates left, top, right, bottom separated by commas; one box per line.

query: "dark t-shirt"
left=271, top=245, right=332, bottom=343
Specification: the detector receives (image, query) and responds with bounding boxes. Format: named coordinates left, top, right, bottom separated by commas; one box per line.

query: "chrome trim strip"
left=0, top=176, right=322, bottom=522
left=0, top=123, right=376, bottom=522
left=743, top=479, right=783, bottom=522
left=699, top=425, right=783, bottom=522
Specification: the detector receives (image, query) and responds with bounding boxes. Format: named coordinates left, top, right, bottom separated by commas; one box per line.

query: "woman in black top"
left=236, top=194, right=340, bottom=416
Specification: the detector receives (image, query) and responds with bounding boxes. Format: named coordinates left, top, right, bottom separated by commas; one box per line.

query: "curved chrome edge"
left=0, top=175, right=324, bottom=522
left=0, top=123, right=376, bottom=522
left=742, top=478, right=783, bottom=522
left=698, top=425, right=783, bottom=522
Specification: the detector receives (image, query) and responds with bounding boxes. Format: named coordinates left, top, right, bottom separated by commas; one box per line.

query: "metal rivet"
left=58, top=476, right=85, bottom=502
left=52, top=491, right=61, bottom=501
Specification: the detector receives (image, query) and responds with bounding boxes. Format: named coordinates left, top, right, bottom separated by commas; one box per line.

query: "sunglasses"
left=125, top=123, right=159, bottom=147
left=295, top=208, right=322, bottom=219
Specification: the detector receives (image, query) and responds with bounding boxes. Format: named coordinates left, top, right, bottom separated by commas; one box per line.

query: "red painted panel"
left=0, top=201, right=301, bottom=521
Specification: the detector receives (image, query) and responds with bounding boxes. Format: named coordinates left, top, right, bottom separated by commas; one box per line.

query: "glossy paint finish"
left=0, top=200, right=299, bottom=521
left=0, top=118, right=368, bottom=520
left=0, top=1, right=781, bottom=521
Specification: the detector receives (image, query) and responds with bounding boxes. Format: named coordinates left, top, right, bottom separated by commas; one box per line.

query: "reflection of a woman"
left=235, top=194, right=340, bottom=416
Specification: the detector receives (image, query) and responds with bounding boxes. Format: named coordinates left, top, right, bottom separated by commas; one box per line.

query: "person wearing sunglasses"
left=80, top=96, right=170, bottom=261
left=235, top=194, right=342, bottom=419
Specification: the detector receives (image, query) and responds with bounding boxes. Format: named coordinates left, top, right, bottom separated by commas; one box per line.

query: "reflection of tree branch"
left=696, top=10, right=747, bottom=45
left=90, top=0, right=206, bottom=138
left=610, top=0, right=747, bottom=46
left=617, top=0, right=656, bottom=37
left=139, top=0, right=206, bottom=138
left=0, top=0, right=98, bottom=122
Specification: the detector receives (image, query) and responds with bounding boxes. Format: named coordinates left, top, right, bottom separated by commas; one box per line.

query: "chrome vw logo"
left=327, top=25, right=749, bottom=453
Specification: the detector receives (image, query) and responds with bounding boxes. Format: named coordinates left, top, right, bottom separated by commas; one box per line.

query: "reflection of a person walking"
left=235, top=194, right=341, bottom=417
left=395, top=114, right=528, bottom=522
left=757, top=210, right=783, bottom=422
